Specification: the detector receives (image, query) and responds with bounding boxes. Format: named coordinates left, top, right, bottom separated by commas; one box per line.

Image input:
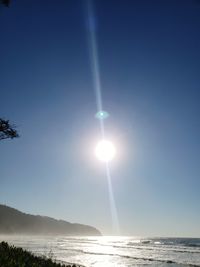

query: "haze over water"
left=1, top=236, right=200, bottom=267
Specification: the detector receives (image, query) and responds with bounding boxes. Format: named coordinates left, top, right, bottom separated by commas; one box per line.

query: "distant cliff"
left=0, top=205, right=101, bottom=236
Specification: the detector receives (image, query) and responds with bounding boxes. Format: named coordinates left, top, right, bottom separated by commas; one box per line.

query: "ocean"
left=0, top=236, right=200, bottom=267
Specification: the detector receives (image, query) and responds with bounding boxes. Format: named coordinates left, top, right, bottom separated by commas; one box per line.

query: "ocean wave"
left=60, top=247, right=200, bottom=267
left=83, top=250, right=200, bottom=266
left=59, top=238, right=200, bottom=255
left=123, top=244, right=200, bottom=254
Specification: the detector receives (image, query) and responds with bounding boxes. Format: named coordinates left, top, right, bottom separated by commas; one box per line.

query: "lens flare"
left=95, top=110, right=109, bottom=120
left=87, top=0, right=120, bottom=234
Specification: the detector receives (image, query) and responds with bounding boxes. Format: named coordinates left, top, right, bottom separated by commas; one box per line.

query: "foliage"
left=0, top=118, right=19, bottom=141
left=0, top=242, right=79, bottom=267
left=0, top=0, right=10, bottom=7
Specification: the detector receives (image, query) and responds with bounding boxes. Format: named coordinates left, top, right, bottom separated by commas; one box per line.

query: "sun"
left=95, top=140, right=116, bottom=162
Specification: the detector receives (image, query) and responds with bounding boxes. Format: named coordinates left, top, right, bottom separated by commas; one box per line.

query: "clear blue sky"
left=0, top=0, right=200, bottom=237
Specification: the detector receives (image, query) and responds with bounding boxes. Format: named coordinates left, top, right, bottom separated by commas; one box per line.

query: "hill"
left=0, top=204, right=101, bottom=236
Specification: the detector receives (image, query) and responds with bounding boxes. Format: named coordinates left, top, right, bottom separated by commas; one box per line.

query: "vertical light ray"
left=87, top=0, right=103, bottom=114
left=106, top=162, right=120, bottom=235
left=87, top=0, right=105, bottom=137
left=86, top=0, right=120, bottom=235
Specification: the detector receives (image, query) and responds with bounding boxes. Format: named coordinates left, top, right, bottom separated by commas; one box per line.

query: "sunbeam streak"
left=87, top=0, right=103, bottom=114
left=87, top=0, right=120, bottom=235
left=87, top=0, right=105, bottom=137
left=106, top=162, right=120, bottom=235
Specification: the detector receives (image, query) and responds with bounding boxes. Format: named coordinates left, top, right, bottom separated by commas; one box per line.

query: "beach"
left=1, top=236, right=200, bottom=267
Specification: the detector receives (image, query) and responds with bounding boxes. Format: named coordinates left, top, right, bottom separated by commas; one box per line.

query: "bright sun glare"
left=95, top=140, right=116, bottom=162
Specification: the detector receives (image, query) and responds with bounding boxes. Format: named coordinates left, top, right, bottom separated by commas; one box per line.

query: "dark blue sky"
left=0, top=0, right=200, bottom=236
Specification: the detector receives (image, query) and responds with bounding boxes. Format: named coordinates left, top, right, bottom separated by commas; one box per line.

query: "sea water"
left=1, top=236, right=200, bottom=267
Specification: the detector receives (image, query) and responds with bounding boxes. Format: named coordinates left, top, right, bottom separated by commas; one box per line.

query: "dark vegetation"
left=0, top=241, right=80, bottom=267
left=0, top=119, right=19, bottom=141
left=0, top=0, right=10, bottom=7
left=1, top=1, right=19, bottom=142
left=0, top=205, right=101, bottom=236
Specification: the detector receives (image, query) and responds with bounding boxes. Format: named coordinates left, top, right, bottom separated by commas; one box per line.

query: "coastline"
left=1, top=236, right=200, bottom=267
left=0, top=241, right=83, bottom=267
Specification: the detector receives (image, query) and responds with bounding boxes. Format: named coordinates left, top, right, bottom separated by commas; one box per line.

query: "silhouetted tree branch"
left=0, top=119, right=19, bottom=140
left=0, top=0, right=10, bottom=7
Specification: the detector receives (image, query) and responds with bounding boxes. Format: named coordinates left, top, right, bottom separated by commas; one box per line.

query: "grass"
left=0, top=241, right=79, bottom=267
